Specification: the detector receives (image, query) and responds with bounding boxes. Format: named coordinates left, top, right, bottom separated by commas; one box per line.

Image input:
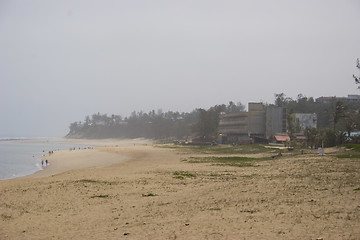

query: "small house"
left=273, top=135, right=290, bottom=144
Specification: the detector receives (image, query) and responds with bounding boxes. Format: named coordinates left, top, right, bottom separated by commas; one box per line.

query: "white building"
left=293, top=113, right=317, bottom=133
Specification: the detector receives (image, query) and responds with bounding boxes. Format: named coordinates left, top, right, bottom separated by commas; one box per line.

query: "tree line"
left=66, top=101, right=245, bottom=140
left=67, top=95, right=360, bottom=147
left=274, top=93, right=360, bottom=147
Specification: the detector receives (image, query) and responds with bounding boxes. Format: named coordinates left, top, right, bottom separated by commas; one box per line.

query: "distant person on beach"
left=45, top=160, right=48, bottom=166
left=41, top=160, right=44, bottom=167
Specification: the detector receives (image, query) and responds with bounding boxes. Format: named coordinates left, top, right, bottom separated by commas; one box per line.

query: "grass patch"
left=336, top=154, right=360, bottom=159
left=75, top=179, right=117, bottom=185
left=208, top=207, right=221, bottom=211
left=160, top=144, right=271, bottom=155
left=90, top=194, right=109, bottom=199
left=240, top=209, right=258, bottom=214
left=173, top=171, right=197, bottom=179
left=353, top=187, right=360, bottom=191
left=76, top=179, right=99, bottom=183
left=343, top=143, right=360, bottom=152
left=211, top=156, right=256, bottom=167
left=212, top=156, right=257, bottom=161
left=142, top=193, right=157, bottom=197
left=188, top=156, right=264, bottom=167
left=1, top=214, right=11, bottom=220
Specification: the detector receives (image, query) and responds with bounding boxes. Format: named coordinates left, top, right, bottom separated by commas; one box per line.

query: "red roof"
left=274, top=135, right=290, bottom=142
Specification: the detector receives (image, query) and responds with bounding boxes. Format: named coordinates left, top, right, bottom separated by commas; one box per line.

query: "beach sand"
left=1, top=139, right=359, bottom=239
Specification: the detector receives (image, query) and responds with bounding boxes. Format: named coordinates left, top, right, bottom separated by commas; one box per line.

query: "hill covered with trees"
left=66, top=101, right=245, bottom=140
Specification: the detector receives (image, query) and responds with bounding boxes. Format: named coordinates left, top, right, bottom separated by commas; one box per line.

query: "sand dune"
left=1, top=139, right=359, bottom=239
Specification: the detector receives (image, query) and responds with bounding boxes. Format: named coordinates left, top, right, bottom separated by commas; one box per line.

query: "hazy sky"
left=1, top=0, right=360, bottom=137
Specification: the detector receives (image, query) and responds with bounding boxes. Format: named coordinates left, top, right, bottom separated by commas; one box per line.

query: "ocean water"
left=0, top=139, right=91, bottom=180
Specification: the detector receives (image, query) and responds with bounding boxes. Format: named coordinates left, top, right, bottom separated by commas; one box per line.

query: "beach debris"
left=271, top=152, right=282, bottom=159
left=123, top=232, right=130, bottom=236
left=318, top=147, right=325, bottom=156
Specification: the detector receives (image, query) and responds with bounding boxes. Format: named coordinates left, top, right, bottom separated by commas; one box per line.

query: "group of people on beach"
left=41, top=159, right=49, bottom=167
left=40, top=149, right=55, bottom=167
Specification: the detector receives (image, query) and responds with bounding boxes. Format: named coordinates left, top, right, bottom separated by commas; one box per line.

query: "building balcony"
left=218, top=128, right=248, bottom=134
left=219, top=120, right=247, bottom=126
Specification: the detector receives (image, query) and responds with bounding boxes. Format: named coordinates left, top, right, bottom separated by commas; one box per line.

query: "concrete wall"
left=248, top=111, right=266, bottom=136
left=266, top=106, right=286, bottom=139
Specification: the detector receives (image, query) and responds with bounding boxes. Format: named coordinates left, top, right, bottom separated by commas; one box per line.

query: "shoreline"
left=30, top=138, right=153, bottom=178
left=30, top=148, right=129, bottom=178
left=0, top=138, right=152, bottom=181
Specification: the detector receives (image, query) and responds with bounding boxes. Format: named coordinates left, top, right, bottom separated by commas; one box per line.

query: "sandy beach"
left=1, top=139, right=359, bottom=239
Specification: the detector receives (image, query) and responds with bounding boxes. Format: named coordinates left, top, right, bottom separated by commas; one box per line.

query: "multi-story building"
left=248, top=103, right=266, bottom=139
left=266, top=106, right=287, bottom=139
left=218, top=112, right=250, bottom=143
left=316, top=95, right=360, bottom=104
left=218, top=103, right=287, bottom=144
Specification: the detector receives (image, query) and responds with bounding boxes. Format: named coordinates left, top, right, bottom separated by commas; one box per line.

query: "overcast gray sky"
left=1, top=0, right=360, bottom=137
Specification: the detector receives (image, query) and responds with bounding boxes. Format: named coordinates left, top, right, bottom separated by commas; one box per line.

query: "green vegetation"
left=173, top=171, right=197, bottom=179
left=76, top=179, right=99, bottom=183
left=66, top=102, right=245, bottom=140
left=161, top=144, right=270, bottom=155
left=67, top=111, right=196, bottom=139
left=67, top=94, right=360, bottom=147
left=208, top=208, right=221, bottom=211
left=187, top=156, right=260, bottom=167
left=142, top=193, right=157, bottom=197
left=168, top=142, right=360, bottom=161
left=239, top=209, right=258, bottom=214
left=90, top=194, right=109, bottom=198
left=335, top=144, right=360, bottom=158
left=170, top=143, right=272, bottom=167
left=336, top=154, right=360, bottom=159
left=276, top=93, right=360, bottom=147
left=1, top=214, right=12, bottom=220
left=75, top=179, right=117, bottom=185
left=343, top=143, right=360, bottom=152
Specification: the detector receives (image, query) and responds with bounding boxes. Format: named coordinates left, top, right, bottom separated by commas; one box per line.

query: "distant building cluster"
left=218, top=103, right=317, bottom=144
left=315, top=94, right=360, bottom=104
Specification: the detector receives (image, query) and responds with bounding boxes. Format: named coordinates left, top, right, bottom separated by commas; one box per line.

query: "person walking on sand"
left=45, top=159, right=48, bottom=166
left=41, top=160, right=44, bottom=167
